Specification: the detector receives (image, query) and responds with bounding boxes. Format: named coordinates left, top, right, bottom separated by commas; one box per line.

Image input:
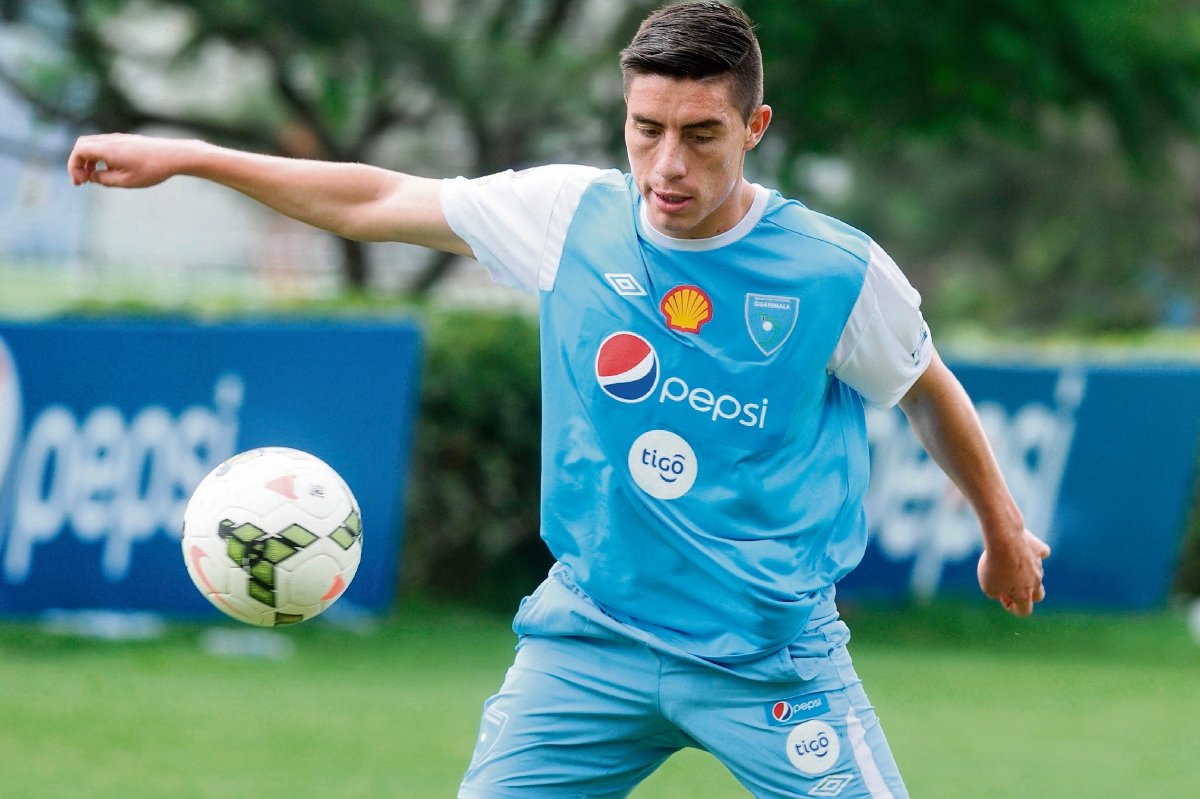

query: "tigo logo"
left=627, top=429, right=697, bottom=500
left=786, top=720, right=839, bottom=775
left=596, top=332, right=659, bottom=403
left=661, top=285, right=713, bottom=334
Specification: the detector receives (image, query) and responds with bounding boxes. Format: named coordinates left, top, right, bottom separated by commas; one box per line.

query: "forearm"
left=898, top=350, right=1023, bottom=544
left=178, top=143, right=387, bottom=236
left=67, top=134, right=471, bottom=255
left=182, top=142, right=465, bottom=249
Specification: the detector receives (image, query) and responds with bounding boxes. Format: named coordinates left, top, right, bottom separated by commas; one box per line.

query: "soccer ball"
left=182, top=447, right=362, bottom=627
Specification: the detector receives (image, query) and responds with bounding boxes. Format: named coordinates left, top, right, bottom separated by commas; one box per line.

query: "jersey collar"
left=637, top=183, right=770, bottom=252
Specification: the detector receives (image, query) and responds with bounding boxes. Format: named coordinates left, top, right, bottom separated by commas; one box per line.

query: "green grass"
left=0, top=601, right=1198, bottom=799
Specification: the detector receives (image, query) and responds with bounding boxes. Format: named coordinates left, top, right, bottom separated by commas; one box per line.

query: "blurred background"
left=2, top=1, right=1200, bottom=798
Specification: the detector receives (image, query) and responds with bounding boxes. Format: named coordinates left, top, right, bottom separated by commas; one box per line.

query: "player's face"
left=625, top=74, right=770, bottom=239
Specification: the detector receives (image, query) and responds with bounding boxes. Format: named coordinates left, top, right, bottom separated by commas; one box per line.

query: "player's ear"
left=745, top=105, right=771, bottom=151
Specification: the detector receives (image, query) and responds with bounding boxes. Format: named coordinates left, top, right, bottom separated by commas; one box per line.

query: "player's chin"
left=648, top=205, right=703, bottom=235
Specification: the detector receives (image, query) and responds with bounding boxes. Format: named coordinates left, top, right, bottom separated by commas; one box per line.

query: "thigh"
left=666, top=647, right=909, bottom=799
left=459, top=635, right=690, bottom=799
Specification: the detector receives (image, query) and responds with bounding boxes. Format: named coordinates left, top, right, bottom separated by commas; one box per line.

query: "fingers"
left=67, top=143, right=97, bottom=185
left=1009, top=590, right=1034, bottom=617
left=68, top=134, right=131, bottom=186
left=90, top=164, right=124, bottom=187
left=68, top=136, right=114, bottom=185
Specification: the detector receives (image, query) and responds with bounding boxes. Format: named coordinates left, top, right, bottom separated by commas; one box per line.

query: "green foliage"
left=1175, top=466, right=1200, bottom=596
left=746, top=0, right=1200, bottom=154
left=827, top=118, right=1197, bottom=332
left=745, top=0, right=1200, bottom=333
left=403, top=311, right=550, bottom=611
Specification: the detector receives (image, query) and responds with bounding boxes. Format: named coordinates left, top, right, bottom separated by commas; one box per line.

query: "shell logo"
left=660, top=285, right=713, bottom=334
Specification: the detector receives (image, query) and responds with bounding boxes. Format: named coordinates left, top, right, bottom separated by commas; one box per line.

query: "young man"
left=67, top=4, right=1048, bottom=797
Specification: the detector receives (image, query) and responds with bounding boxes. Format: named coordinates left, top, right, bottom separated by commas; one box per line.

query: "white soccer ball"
left=182, top=447, right=362, bottom=627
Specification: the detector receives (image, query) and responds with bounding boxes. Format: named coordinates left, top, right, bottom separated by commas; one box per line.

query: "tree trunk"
left=340, top=236, right=368, bottom=289
left=410, top=250, right=458, bottom=296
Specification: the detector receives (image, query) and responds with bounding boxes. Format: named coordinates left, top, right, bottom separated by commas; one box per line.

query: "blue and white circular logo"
left=628, top=430, right=697, bottom=500
left=596, top=332, right=659, bottom=403
left=786, top=720, right=839, bottom=775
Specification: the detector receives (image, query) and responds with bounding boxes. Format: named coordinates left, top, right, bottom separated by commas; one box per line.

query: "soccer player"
left=67, top=3, right=1049, bottom=796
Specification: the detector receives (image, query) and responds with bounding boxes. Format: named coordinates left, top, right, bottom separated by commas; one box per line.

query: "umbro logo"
left=808, top=773, right=854, bottom=797
left=604, top=273, right=647, bottom=297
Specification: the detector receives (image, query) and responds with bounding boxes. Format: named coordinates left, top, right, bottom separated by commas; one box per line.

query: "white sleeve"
left=827, top=241, right=933, bottom=409
left=439, top=164, right=604, bottom=293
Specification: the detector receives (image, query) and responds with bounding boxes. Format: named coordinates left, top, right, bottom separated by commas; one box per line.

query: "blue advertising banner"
left=0, top=319, right=420, bottom=616
left=839, top=363, right=1200, bottom=609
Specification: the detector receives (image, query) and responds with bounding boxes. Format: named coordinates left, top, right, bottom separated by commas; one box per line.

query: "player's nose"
left=653, top=135, right=687, bottom=180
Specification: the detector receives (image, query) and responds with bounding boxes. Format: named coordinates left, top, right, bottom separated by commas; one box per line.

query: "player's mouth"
left=651, top=189, right=693, bottom=214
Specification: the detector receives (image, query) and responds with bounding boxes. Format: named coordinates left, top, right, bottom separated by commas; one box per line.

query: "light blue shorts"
left=459, top=633, right=908, bottom=799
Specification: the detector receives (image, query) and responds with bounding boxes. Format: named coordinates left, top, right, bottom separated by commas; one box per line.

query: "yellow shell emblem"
left=660, top=285, right=713, bottom=333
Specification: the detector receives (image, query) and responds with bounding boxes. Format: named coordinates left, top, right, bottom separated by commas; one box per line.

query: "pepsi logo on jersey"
left=596, top=332, right=660, bottom=402
left=595, top=332, right=772, bottom=431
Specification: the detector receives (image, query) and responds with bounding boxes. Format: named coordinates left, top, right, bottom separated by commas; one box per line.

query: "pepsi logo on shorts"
left=596, top=332, right=659, bottom=403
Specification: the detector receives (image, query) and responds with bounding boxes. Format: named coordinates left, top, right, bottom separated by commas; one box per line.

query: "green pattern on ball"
left=330, top=510, right=362, bottom=551
left=248, top=581, right=274, bottom=606
left=232, top=523, right=261, bottom=543
left=263, top=539, right=296, bottom=564
left=250, top=560, right=274, bottom=587
left=217, top=519, right=319, bottom=616
left=280, top=525, right=318, bottom=547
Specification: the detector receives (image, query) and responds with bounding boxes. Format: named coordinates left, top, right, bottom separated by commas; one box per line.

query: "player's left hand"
left=977, top=528, right=1050, bottom=617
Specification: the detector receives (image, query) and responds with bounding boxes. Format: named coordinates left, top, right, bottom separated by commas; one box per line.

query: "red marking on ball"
left=321, top=574, right=346, bottom=601
left=266, top=474, right=298, bottom=499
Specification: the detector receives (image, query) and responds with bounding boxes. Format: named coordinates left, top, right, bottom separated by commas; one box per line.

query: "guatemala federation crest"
left=745, top=294, right=800, bottom=356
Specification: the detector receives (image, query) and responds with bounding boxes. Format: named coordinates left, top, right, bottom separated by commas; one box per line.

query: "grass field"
left=1, top=601, right=1198, bottom=799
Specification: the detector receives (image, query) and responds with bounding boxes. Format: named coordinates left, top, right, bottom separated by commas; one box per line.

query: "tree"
left=744, top=0, right=1200, bottom=331
left=0, top=0, right=643, bottom=289
left=746, top=0, right=1200, bottom=157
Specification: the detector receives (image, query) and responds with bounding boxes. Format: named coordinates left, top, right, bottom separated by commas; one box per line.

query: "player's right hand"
left=67, top=133, right=193, bottom=189
left=977, top=527, right=1051, bottom=617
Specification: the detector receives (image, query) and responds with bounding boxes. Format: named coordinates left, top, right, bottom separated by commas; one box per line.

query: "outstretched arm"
left=67, top=133, right=474, bottom=257
left=898, top=347, right=1051, bottom=616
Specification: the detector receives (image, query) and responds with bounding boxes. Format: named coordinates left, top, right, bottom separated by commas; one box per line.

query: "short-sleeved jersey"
left=442, top=166, right=932, bottom=669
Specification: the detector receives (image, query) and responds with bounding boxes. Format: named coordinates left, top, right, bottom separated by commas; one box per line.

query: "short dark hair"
left=620, top=2, right=763, bottom=122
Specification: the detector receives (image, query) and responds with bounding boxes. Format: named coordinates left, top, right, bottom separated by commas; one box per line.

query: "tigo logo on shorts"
left=596, top=332, right=659, bottom=402
left=786, top=720, right=839, bottom=775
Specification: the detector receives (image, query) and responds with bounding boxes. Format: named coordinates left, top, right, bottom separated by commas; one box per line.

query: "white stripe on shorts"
left=846, top=706, right=895, bottom=799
